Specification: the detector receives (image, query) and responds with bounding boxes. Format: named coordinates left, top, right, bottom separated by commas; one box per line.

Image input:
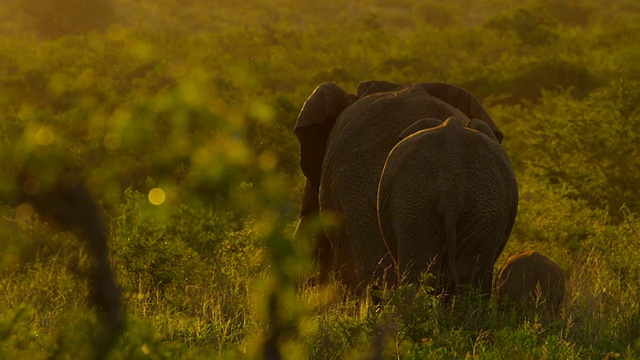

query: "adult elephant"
left=495, top=250, right=565, bottom=316
left=377, top=117, right=518, bottom=297
left=293, top=80, right=503, bottom=293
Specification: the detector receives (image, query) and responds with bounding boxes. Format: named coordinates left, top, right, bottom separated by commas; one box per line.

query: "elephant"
left=376, top=117, right=518, bottom=298
left=495, top=250, right=565, bottom=316
left=293, top=80, right=504, bottom=293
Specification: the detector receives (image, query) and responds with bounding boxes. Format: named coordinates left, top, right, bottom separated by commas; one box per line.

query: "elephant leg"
left=397, top=241, right=444, bottom=291
left=476, top=265, right=495, bottom=298
left=326, top=223, right=360, bottom=292
left=295, top=216, right=333, bottom=284
left=456, top=252, right=495, bottom=299
left=293, top=181, right=317, bottom=246
left=315, top=231, right=333, bottom=283
left=294, top=180, right=334, bottom=284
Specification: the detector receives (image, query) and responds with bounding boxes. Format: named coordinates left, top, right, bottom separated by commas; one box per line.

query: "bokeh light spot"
left=130, top=40, right=154, bottom=61
left=16, top=203, right=35, bottom=222
left=148, top=188, right=166, bottom=205
left=104, top=133, right=121, bottom=149
left=22, top=178, right=40, bottom=196
left=107, top=24, right=128, bottom=41
left=258, top=150, right=278, bottom=171
left=35, top=126, right=54, bottom=145
left=48, top=73, right=67, bottom=96
left=249, top=101, right=275, bottom=124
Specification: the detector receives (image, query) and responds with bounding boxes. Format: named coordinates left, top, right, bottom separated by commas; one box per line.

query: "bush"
left=19, top=0, right=117, bottom=39
left=112, top=189, right=206, bottom=297
left=1, top=0, right=640, bottom=358
left=524, top=80, right=640, bottom=216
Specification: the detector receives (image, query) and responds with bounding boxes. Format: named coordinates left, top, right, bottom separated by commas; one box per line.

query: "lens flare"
left=148, top=188, right=166, bottom=205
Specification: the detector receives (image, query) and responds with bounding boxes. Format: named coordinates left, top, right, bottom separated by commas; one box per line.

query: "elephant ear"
left=417, top=83, right=504, bottom=143
left=467, top=118, right=499, bottom=142
left=294, top=83, right=357, bottom=189
left=398, top=118, right=443, bottom=140
left=357, top=80, right=404, bottom=97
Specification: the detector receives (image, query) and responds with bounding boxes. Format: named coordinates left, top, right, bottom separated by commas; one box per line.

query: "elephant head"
left=495, top=250, right=565, bottom=316
left=294, top=83, right=358, bottom=190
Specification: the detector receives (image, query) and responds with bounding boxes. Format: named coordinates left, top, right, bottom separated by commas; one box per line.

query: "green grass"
left=1, top=0, right=640, bottom=358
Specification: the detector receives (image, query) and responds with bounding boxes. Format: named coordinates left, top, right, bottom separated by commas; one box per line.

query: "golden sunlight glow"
left=258, top=150, right=278, bottom=171
left=16, top=203, right=35, bottom=222
left=148, top=188, right=166, bottom=205
left=104, top=132, right=121, bottom=149
left=47, top=73, right=68, bottom=96
left=35, top=126, right=54, bottom=146
left=141, top=344, right=150, bottom=355
left=249, top=100, right=275, bottom=124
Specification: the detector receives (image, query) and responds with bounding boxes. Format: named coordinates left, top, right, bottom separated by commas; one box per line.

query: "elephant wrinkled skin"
left=495, top=250, right=565, bottom=316
left=293, top=80, right=504, bottom=293
left=377, top=117, right=518, bottom=297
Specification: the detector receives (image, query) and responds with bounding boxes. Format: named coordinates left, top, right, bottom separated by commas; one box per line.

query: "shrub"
left=18, top=0, right=116, bottom=39
left=524, top=80, right=640, bottom=216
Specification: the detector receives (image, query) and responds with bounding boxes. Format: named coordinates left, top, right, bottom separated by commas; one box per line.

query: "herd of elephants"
left=19, top=80, right=566, bottom=353
left=292, top=80, right=565, bottom=316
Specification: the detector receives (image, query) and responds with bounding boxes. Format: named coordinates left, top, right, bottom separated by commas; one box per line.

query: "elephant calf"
left=495, top=250, right=565, bottom=316
left=377, top=117, right=518, bottom=298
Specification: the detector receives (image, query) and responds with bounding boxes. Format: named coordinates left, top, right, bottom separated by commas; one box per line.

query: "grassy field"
left=1, top=0, right=639, bottom=358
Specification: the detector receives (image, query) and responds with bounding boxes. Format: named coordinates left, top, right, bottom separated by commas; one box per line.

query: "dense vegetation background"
left=0, top=0, right=639, bottom=358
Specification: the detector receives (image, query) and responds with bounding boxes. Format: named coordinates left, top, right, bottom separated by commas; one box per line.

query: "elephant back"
left=377, top=117, right=518, bottom=294
left=321, top=87, right=472, bottom=212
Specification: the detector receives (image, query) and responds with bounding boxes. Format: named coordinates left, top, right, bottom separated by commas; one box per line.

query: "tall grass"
left=1, top=0, right=639, bottom=358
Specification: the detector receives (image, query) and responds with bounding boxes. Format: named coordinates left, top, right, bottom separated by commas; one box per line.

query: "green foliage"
left=525, top=80, right=640, bottom=215
left=18, top=0, right=116, bottom=39
left=0, top=0, right=639, bottom=358
left=112, top=189, right=206, bottom=294
left=486, top=7, right=559, bottom=46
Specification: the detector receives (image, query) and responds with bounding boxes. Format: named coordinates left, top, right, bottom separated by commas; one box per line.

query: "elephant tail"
left=444, top=214, right=459, bottom=296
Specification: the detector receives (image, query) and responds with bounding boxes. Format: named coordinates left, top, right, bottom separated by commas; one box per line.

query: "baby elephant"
left=495, top=250, right=565, bottom=316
